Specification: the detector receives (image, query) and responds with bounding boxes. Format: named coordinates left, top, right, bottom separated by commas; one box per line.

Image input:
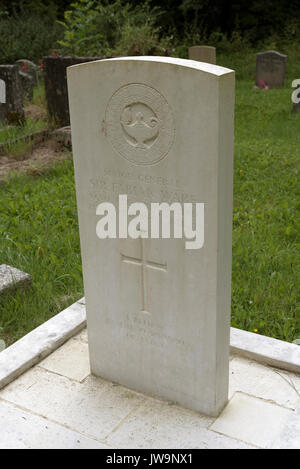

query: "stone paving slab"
left=0, top=330, right=299, bottom=449
left=39, top=337, right=90, bottom=382
left=271, top=402, right=300, bottom=449
left=210, top=392, right=293, bottom=449
left=0, top=299, right=299, bottom=449
left=105, top=398, right=254, bottom=449
left=0, top=399, right=109, bottom=449
left=229, top=356, right=300, bottom=410
left=0, top=264, right=31, bottom=295
left=0, top=367, right=146, bottom=443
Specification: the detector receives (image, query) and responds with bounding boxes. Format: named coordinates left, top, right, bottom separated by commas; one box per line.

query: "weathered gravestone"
left=44, top=56, right=104, bottom=126
left=0, top=79, right=5, bottom=104
left=0, top=65, right=24, bottom=124
left=256, top=50, right=287, bottom=88
left=189, top=46, right=216, bottom=64
left=18, top=71, right=34, bottom=102
left=15, top=60, right=38, bottom=102
left=292, top=84, right=300, bottom=113
left=15, top=59, right=39, bottom=86
left=0, top=264, right=32, bottom=296
left=67, top=57, right=235, bottom=416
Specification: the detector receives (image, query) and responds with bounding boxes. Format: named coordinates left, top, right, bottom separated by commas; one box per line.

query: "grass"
left=0, top=82, right=48, bottom=144
left=32, top=81, right=47, bottom=109
left=0, top=118, right=47, bottom=145
left=0, top=161, right=82, bottom=345
left=0, top=117, right=47, bottom=160
left=231, top=84, right=299, bottom=340
left=0, top=48, right=299, bottom=346
left=0, top=82, right=48, bottom=157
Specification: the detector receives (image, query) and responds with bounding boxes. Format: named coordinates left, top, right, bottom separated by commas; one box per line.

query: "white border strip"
left=0, top=300, right=298, bottom=391
left=0, top=298, right=86, bottom=390
left=230, top=327, right=300, bottom=374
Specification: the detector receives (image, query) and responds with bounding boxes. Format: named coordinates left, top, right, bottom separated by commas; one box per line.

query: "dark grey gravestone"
left=256, top=50, right=287, bottom=88
left=292, top=85, right=300, bottom=113
left=15, top=59, right=39, bottom=102
left=0, top=79, right=5, bottom=104
left=19, top=71, right=34, bottom=102
left=0, top=264, right=32, bottom=296
left=43, top=56, right=104, bottom=126
left=0, top=65, right=24, bottom=125
left=15, top=59, right=39, bottom=86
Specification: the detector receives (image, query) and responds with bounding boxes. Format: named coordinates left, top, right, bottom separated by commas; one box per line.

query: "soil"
left=0, top=138, right=71, bottom=180
left=24, top=104, right=47, bottom=121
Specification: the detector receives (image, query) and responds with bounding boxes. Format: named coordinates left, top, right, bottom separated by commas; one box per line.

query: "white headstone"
left=189, top=46, right=216, bottom=64
left=67, top=57, right=235, bottom=417
left=0, top=79, right=5, bottom=104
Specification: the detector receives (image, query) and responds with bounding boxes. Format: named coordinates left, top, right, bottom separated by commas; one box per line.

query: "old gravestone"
left=256, top=50, right=287, bottom=88
left=44, top=56, right=104, bottom=126
left=15, top=59, right=39, bottom=86
left=292, top=84, right=300, bottom=114
left=18, top=71, right=34, bottom=102
left=0, top=79, right=5, bottom=104
left=0, top=264, right=32, bottom=296
left=67, top=57, right=235, bottom=416
left=0, top=65, right=24, bottom=124
left=15, top=60, right=39, bottom=102
left=189, top=46, right=216, bottom=64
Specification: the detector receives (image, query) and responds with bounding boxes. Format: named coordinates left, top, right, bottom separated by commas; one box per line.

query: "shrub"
left=57, top=0, right=171, bottom=57
left=0, top=3, right=63, bottom=64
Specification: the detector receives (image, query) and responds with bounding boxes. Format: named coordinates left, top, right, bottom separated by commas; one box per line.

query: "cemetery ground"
left=0, top=50, right=299, bottom=348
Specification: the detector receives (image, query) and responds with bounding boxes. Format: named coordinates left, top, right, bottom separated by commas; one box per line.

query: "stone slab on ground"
left=0, top=399, right=108, bottom=449
left=52, top=126, right=72, bottom=148
left=0, top=298, right=86, bottom=390
left=210, top=392, right=293, bottom=448
left=0, top=264, right=32, bottom=295
left=0, top=329, right=299, bottom=449
left=271, top=402, right=300, bottom=449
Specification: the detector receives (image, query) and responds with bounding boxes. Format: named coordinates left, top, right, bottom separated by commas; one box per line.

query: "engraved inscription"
left=105, top=83, right=175, bottom=165
left=260, top=57, right=283, bottom=73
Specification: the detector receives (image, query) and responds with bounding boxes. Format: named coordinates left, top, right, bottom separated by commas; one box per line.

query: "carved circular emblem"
left=105, top=83, right=174, bottom=165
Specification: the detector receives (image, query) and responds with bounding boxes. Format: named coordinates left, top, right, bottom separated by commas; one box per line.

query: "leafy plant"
left=57, top=0, right=169, bottom=57
left=0, top=2, right=63, bottom=63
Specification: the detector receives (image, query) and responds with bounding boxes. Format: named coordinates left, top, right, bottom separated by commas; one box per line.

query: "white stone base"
left=0, top=299, right=299, bottom=449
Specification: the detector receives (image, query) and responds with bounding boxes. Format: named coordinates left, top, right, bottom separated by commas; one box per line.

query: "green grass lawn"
left=0, top=49, right=299, bottom=346
left=0, top=117, right=46, bottom=145
left=0, top=83, right=48, bottom=157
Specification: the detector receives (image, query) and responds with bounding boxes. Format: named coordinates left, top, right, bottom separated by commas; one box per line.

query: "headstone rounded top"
left=188, top=47, right=217, bottom=65
left=256, top=50, right=287, bottom=59
left=69, top=56, right=232, bottom=77
left=15, top=59, right=37, bottom=69
left=189, top=45, right=215, bottom=50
